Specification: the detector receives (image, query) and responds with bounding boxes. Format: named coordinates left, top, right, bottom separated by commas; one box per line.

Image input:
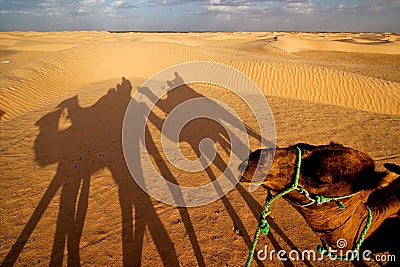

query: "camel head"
left=239, top=142, right=400, bottom=253
left=239, top=143, right=396, bottom=202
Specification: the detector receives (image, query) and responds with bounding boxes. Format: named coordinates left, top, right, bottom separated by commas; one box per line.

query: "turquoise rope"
left=295, top=185, right=360, bottom=210
left=245, top=147, right=302, bottom=267
left=244, top=147, right=372, bottom=266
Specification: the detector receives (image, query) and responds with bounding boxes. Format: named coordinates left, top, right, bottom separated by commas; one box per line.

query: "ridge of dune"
left=0, top=42, right=213, bottom=120
left=3, top=43, right=80, bottom=52
left=272, top=35, right=400, bottom=54
left=228, top=60, right=400, bottom=115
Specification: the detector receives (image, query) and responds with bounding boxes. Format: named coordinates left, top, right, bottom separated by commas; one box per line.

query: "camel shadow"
left=2, top=75, right=307, bottom=267
left=1, top=78, right=178, bottom=266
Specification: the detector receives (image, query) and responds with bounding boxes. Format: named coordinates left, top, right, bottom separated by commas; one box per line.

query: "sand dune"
left=1, top=32, right=399, bottom=121
left=271, top=34, right=400, bottom=54
left=1, top=32, right=399, bottom=266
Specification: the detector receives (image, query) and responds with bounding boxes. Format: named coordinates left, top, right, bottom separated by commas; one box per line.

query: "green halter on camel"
left=245, top=147, right=372, bottom=266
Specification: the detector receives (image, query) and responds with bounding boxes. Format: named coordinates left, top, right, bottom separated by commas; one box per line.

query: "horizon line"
left=0, top=30, right=398, bottom=34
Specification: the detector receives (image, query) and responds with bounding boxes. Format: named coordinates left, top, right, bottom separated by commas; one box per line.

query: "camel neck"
left=296, top=194, right=371, bottom=251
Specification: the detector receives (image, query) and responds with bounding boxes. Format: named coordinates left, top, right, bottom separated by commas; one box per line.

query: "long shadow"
left=138, top=73, right=305, bottom=267
left=2, top=74, right=307, bottom=267
left=1, top=78, right=178, bottom=266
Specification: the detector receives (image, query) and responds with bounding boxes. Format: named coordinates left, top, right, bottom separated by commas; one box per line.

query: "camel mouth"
left=237, top=149, right=271, bottom=185
left=238, top=158, right=257, bottom=183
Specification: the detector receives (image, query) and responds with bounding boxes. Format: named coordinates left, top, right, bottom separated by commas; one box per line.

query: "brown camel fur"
left=239, top=143, right=400, bottom=255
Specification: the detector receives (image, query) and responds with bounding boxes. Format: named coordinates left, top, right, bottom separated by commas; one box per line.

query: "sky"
left=0, top=0, right=399, bottom=32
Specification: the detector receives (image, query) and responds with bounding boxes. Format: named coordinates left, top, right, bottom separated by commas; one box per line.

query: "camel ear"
left=377, top=163, right=400, bottom=188
left=377, top=171, right=399, bottom=189
left=384, top=163, right=400, bottom=175
left=353, top=170, right=398, bottom=191
left=352, top=164, right=400, bottom=191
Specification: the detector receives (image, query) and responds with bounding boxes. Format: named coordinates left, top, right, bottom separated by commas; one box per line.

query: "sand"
left=0, top=32, right=399, bottom=266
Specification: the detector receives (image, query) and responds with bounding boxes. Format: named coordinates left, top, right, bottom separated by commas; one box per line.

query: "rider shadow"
left=2, top=78, right=179, bottom=267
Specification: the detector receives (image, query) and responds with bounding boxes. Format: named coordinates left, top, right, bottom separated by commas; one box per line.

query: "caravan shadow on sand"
left=2, top=76, right=307, bottom=267
left=1, top=78, right=178, bottom=266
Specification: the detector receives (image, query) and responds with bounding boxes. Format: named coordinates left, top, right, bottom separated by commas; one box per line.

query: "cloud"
left=104, top=0, right=138, bottom=16
left=149, top=0, right=306, bottom=8
left=202, top=0, right=315, bottom=18
left=0, top=0, right=107, bottom=16
left=324, top=0, right=400, bottom=15
left=0, top=0, right=45, bottom=11
left=207, top=5, right=250, bottom=13
left=366, top=0, right=400, bottom=11
left=282, top=1, right=315, bottom=14
left=150, top=0, right=200, bottom=6
left=0, top=0, right=59, bottom=16
left=111, top=0, right=138, bottom=9
left=202, top=0, right=274, bottom=20
left=79, top=0, right=98, bottom=5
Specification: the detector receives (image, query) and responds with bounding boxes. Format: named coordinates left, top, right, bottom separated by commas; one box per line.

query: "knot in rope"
left=315, top=195, right=328, bottom=204
left=296, top=186, right=357, bottom=210
left=316, top=244, right=326, bottom=254
left=314, top=195, right=345, bottom=210
left=259, top=218, right=269, bottom=235
left=259, top=208, right=271, bottom=234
